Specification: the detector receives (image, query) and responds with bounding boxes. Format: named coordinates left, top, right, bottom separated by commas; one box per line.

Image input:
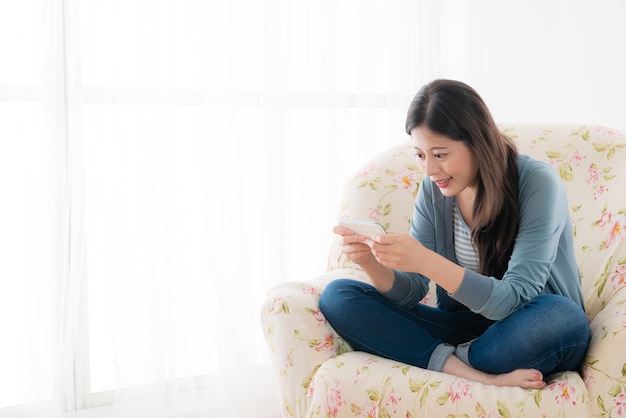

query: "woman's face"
left=410, top=126, right=479, bottom=198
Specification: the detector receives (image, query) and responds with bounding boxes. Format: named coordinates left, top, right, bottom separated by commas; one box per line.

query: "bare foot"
left=491, top=369, right=547, bottom=389
left=443, top=355, right=547, bottom=389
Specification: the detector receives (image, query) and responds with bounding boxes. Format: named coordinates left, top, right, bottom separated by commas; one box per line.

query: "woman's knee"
left=532, top=294, right=587, bottom=319
left=529, top=294, right=590, bottom=372
left=530, top=294, right=590, bottom=340
left=320, top=278, right=367, bottom=306
left=319, top=279, right=372, bottom=323
left=469, top=295, right=589, bottom=373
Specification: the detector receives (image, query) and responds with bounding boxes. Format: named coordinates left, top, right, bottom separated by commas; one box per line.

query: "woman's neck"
left=456, top=188, right=476, bottom=228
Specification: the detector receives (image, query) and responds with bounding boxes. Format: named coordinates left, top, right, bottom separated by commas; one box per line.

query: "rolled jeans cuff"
left=427, top=343, right=456, bottom=372
left=455, top=340, right=473, bottom=367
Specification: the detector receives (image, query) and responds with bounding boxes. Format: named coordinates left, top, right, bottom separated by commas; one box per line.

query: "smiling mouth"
left=434, top=177, right=451, bottom=186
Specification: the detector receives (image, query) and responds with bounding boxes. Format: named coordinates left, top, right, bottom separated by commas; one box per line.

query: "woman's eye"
left=434, top=153, right=446, bottom=159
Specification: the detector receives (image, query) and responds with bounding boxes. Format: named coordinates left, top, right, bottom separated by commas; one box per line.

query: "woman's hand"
left=333, top=225, right=378, bottom=267
left=369, top=233, right=464, bottom=294
left=334, top=225, right=396, bottom=291
left=368, top=233, right=427, bottom=272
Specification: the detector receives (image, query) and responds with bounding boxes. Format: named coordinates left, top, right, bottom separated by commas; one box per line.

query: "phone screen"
left=337, top=219, right=386, bottom=238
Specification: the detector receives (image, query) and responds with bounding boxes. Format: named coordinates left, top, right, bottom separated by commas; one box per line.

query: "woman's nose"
left=423, top=157, right=439, bottom=177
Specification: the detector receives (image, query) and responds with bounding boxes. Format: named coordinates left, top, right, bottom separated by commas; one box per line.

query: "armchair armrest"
left=582, top=283, right=626, bottom=416
left=260, top=269, right=370, bottom=417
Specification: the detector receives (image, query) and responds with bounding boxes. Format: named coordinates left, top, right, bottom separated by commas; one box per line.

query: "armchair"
left=261, top=124, right=626, bottom=417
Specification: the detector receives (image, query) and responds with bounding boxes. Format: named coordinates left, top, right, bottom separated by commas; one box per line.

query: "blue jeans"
left=319, top=279, right=590, bottom=375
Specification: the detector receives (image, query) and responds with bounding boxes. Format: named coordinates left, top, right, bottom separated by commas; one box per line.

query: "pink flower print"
left=302, top=285, right=321, bottom=297
left=583, top=372, right=596, bottom=387
left=544, top=157, right=559, bottom=167
left=356, top=399, right=378, bottom=418
left=594, top=184, right=609, bottom=200
left=596, top=127, right=616, bottom=136
left=614, top=392, right=626, bottom=416
left=613, top=307, right=626, bottom=332
left=369, top=209, right=381, bottom=222
left=569, top=151, right=586, bottom=166
left=386, top=391, right=402, bottom=414
left=550, top=378, right=578, bottom=406
left=447, top=379, right=472, bottom=403
left=586, top=164, right=600, bottom=186
left=598, top=211, right=613, bottom=228
left=613, top=306, right=626, bottom=318
left=353, top=359, right=374, bottom=383
left=312, top=309, right=326, bottom=326
left=393, top=170, right=418, bottom=194
left=604, top=220, right=626, bottom=249
left=326, top=379, right=346, bottom=418
left=315, top=332, right=337, bottom=354
left=268, top=296, right=286, bottom=314
left=609, top=264, right=626, bottom=290
left=281, top=354, right=293, bottom=370
left=358, top=163, right=378, bottom=178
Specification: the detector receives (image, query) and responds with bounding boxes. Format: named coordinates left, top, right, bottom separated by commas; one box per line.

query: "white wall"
left=431, top=0, right=626, bottom=131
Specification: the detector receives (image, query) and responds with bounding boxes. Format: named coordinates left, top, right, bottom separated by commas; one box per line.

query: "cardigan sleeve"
left=381, top=177, right=433, bottom=307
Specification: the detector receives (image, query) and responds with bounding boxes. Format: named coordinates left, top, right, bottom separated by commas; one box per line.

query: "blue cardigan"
left=383, top=154, right=585, bottom=321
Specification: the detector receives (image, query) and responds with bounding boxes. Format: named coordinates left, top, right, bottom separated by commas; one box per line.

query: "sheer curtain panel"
left=0, top=1, right=423, bottom=417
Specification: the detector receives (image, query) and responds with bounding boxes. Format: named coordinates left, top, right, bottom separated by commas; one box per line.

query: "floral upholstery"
left=260, top=124, right=626, bottom=417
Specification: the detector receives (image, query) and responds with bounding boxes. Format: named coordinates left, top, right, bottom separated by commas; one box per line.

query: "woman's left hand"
left=367, top=233, right=465, bottom=294
left=366, top=233, right=428, bottom=273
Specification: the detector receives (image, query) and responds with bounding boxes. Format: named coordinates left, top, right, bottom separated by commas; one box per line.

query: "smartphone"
left=337, top=219, right=387, bottom=238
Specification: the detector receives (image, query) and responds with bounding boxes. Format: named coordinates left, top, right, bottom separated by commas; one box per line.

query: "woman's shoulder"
left=517, top=153, right=567, bottom=198
left=517, top=154, right=561, bottom=182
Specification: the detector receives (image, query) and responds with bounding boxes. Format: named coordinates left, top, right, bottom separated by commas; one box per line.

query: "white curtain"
left=0, top=1, right=424, bottom=417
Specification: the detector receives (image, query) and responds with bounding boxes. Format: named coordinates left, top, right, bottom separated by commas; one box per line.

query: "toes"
left=527, top=379, right=547, bottom=389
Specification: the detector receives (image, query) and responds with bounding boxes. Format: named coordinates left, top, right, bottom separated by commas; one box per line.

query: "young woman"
left=319, top=79, right=590, bottom=389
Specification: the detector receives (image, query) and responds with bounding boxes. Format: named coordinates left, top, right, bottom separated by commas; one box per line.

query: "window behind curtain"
left=0, top=0, right=421, bottom=415
left=0, top=0, right=57, bottom=410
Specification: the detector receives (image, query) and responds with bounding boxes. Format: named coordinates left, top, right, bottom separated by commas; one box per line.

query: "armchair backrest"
left=329, top=124, right=626, bottom=319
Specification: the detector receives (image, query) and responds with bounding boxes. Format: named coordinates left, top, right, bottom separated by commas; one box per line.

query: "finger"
left=343, top=241, right=372, bottom=252
left=372, top=253, right=392, bottom=268
left=344, top=248, right=372, bottom=259
left=372, top=232, right=405, bottom=243
left=334, top=225, right=373, bottom=242
left=365, top=238, right=389, bottom=251
left=369, top=235, right=383, bottom=243
left=333, top=225, right=356, bottom=236
left=342, top=235, right=370, bottom=247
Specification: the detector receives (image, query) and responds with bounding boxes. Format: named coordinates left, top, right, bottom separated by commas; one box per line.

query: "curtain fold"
left=0, top=1, right=423, bottom=417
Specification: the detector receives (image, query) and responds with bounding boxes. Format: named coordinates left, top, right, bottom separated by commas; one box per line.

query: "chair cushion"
left=308, top=351, right=591, bottom=417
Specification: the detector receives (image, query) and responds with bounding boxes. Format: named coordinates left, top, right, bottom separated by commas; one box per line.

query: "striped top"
left=453, top=202, right=480, bottom=272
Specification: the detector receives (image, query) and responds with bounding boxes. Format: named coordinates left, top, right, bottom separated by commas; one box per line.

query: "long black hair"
left=406, top=79, right=519, bottom=279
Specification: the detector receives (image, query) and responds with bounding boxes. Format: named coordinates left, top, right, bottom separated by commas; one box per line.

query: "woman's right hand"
left=333, top=225, right=396, bottom=292
left=333, top=225, right=378, bottom=266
